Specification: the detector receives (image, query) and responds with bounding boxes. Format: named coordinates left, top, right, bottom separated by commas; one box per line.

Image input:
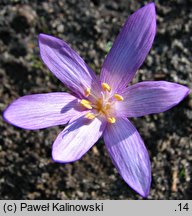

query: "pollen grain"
left=114, top=93, right=124, bottom=101
left=84, top=88, right=91, bottom=97
left=102, top=83, right=111, bottom=92
left=107, top=117, right=116, bottom=124
left=85, top=112, right=95, bottom=120
left=80, top=99, right=92, bottom=109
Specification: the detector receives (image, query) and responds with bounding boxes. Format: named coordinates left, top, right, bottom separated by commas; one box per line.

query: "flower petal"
left=39, top=34, right=100, bottom=97
left=116, top=81, right=190, bottom=118
left=3, top=93, right=84, bottom=130
left=103, top=118, right=151, bottom=197
left=100, top=3, right=156, bottom=93
left=52, top=116, right=106, bottom=163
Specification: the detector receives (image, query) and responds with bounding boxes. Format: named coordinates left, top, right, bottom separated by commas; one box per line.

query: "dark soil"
left=0, top=0, right=192, bottom=199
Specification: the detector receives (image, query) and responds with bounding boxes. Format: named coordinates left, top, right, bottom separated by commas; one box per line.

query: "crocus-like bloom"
left=4, top=3, right=190, bottom=197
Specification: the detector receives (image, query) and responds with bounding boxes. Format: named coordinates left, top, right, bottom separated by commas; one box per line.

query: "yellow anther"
left=84, top=88, right=91, bottom=97
left=102, top=83, right=111, bottom=92
left=114, top=94, right=124, bottom=101
left=80, top=99, right=92, bottom=109
left=107, top=117, right=116, bottom=124
left=105, top=103, right=111, bottom=110
left=85, top=112, right=95, bottom=120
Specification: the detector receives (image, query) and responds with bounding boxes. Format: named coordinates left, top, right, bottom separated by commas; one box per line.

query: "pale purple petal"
left=3, top=93, right=84, bottom=130
left=100, top=3, right=156, bottom=93
left=116, top=81, right=190, bottom=118
left=52, top=116, right=106, bottom=163
left=103, top=118, right=151, bottom=197
left=39, top=34, right=101, bottom=97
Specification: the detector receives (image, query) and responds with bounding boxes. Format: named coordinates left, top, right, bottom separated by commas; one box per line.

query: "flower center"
left=80, top=83, right=124, bottom=124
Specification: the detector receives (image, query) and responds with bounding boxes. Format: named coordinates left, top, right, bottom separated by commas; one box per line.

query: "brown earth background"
left=0, top=0, right=192, bottom=199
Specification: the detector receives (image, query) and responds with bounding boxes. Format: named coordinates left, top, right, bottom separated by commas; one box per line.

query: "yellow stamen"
left=80, top=99, right=92, bottom=109
left=102, top=83, right=111, bottom=92
left=107, top=117, right=116, bottom=124
left=114, top=93, right=124, bottom=101
left=105, top=103, right=111, bottom=110
left=84, top=88, right=91, bottom=97
left=85, top=112, right=95, bottom=120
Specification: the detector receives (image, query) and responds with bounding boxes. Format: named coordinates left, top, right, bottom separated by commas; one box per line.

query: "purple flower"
left=3, top=3, right=190, bottom=197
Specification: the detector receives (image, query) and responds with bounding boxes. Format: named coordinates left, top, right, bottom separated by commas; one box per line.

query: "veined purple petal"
left=39, top=34, right=101, bottom=97
left=3, top=93, right=84, bottom=130
left=52, top=116, right=106, bottom=163
left=116, top=81, right=190, bottom=118
left=100, top=3, right=156, bottom=93
left=103, top=118, right=151, bottom=197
